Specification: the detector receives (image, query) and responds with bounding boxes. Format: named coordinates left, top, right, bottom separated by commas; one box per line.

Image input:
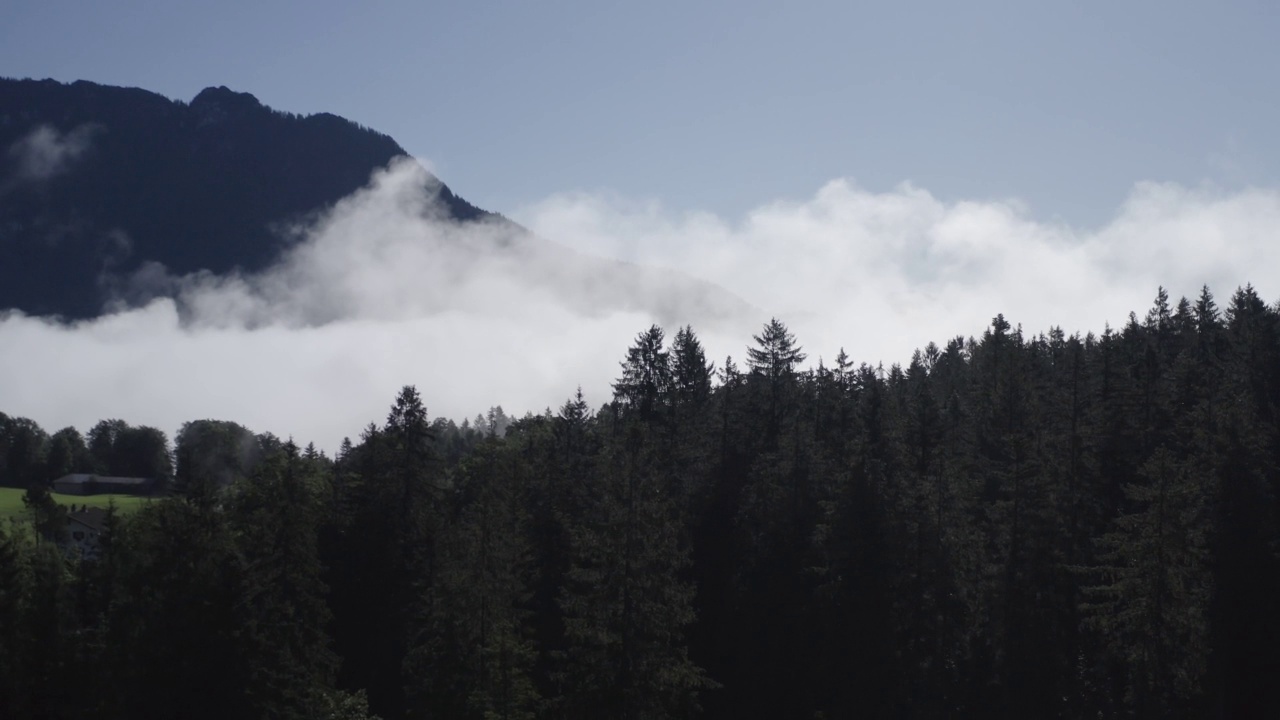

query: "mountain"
left=0, top=78, right=496, bottom=318
left=0, top=78, right=752, bottom=329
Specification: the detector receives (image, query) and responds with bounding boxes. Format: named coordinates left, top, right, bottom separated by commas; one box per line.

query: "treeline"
left=0, top=408, right=510, bottom=493
left=0, top=417, right=171, bottom=490
left=2, top=285, right=1280, bottom=719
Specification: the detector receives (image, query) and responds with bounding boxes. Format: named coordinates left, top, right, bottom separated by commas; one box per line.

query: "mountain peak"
left=191, top=85, right=263, bottom=110
left=190, top=85, right=265, bottom=125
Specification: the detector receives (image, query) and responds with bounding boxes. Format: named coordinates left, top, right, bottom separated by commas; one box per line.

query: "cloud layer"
left=520, top=180, right=1280, bottom=367
left=4, top=160, right=1280, bottom=451
left=6, top=124, right=98, bottom=182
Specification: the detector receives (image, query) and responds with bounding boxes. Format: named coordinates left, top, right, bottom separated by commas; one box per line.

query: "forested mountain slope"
left=0, top=78, right=750, bottom=326
left=0, top=78, right=499, bottom=318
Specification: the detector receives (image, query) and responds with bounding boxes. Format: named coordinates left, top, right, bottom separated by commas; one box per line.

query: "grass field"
left=0, top=486, right=153, bottom=522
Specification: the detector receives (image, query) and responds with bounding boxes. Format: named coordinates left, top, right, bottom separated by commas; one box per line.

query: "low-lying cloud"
left=520, top=180, right=1280, bottom=368
left=6, top=123, right=98, bottom=182
left=3, top=159, right=1279, bottom=451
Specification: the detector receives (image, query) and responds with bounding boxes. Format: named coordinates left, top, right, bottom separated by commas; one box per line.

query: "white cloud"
left=7, top=124, right=97, bottom=182
left=3, top=159, right=1280, bottom=451
left=518, top=179, right=1280, bottom=367
left=0, top=159, right=748, bottom=450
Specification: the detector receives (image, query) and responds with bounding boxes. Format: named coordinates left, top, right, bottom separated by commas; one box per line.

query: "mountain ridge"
left=0, top=77, right=755, bottom=331
left=0, top=77, right=497, bottom=318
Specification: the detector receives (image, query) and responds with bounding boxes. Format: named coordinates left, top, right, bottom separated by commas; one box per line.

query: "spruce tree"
left=1082, top=448, right=1212, bottom=718
left=558, top=331, right=713, bottom=719
left=234, top=440, right=339, bottom=719
left=406, top=437, right=540, bottom=720
left=613, top=325, right=672, bottom=424
left=671, top=325, right=714, bottom=414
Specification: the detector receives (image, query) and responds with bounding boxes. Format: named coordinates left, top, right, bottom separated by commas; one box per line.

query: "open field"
left=0, top=486, right=154, bottom=522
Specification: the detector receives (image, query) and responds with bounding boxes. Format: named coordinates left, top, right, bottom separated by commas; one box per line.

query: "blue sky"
left=4, top=0, right=1277, bottom=227
left=7, top=1, right=1280, bottom=445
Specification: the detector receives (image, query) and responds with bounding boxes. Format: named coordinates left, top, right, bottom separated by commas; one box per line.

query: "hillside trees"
left=232, top=440, right=339, bottom=719
left=87, top=419, right=173, bottom=482
left=406, top=436, right=539, bottom=720
left=2, top=288, right=1280, bottom=719
left=44, top=427, right=92, bottom=481
left=0, top=414, right=48, bottom=489
left=174, top=419, right=260, bottom=495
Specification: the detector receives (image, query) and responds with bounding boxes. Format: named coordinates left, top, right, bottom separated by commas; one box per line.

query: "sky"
left=3, top=1, right=1280, bottom=449
left=4, top=0, right=1278, bottom=226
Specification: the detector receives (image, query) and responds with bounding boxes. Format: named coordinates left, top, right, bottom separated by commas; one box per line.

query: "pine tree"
left=667, top=325, right=716, bottom=518
left=559, top=437, right=712, bottom=719
left=746, top=318, right=807, bottom=382
left=407, top=437, right=540, bottom=720
left=613, top=325, right=672, bottom=424
left=20, top=543, right=74, bottom=719
left=1082, top=448, right=1212, bottom=717
left=886, top=349, right=970, bottom=714
left=234, top=440, right=340, bottom=719
left=107, top=493, right=250, bottom=719
left=332, top=387, right=440, bottom=720
left=558, top=332, right=714, bottom=719
left=1208, top=285, right=1280, bottom=715
left=671, top=325, right=714, bottom=414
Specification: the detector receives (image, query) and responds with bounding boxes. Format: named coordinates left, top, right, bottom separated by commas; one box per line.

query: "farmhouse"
left=52, top=473, right=156, bottom=496
left=61, top=506, right=108, bottom=557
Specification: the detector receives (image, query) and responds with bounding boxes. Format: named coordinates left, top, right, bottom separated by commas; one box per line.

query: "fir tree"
left=234, top=440, right=340, bottom=719
left=1082, top=448, right=1212, bottom=718
left=613, top=325, right=672, bottom=424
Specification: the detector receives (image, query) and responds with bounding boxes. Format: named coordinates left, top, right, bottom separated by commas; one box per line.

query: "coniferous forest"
left=3, top=285, right=1280, bottom=720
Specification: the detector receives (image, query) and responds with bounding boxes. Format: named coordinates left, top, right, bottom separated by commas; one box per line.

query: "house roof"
left=67, top=507, right=109, bottom=533
left=54, top=473, right=152, bottom=486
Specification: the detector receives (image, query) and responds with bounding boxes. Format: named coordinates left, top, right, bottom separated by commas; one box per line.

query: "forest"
left=1, top=284, right=1279, bottom=719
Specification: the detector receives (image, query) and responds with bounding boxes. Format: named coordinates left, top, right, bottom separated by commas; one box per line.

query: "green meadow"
left=0, top=486, right=152, bottom=523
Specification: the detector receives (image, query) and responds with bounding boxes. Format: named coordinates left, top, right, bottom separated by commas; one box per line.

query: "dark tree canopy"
left=3, top=289, right=1280, bottom=720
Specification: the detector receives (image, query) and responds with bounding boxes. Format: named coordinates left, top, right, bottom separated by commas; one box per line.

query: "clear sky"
left=4, top=0, right=1277, bottom=227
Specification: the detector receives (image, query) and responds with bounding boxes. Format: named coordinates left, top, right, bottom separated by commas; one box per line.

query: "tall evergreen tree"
left=671, top=325, right=715, bottom=414
left=1082, top=447, right=1212, bottom=718
left=407, top=437, right=540, bottom=720
left=614, top=325, right=672, bottom=425
left=234, top=440, right=339, bottom=719
left=558, top=331, right=714, bottom=719
left=106, top=492, right=250, bottom=720
left=333, top=386, right=440, bottom=720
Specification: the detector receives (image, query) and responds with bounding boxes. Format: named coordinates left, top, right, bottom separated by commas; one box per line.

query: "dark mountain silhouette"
left=0, top=77, right=754, bottom=329
left=0, top=78, right=491, bottom=319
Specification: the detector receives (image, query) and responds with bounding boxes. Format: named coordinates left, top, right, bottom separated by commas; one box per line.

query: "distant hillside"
left=0, top=78, right=492, bottom=319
